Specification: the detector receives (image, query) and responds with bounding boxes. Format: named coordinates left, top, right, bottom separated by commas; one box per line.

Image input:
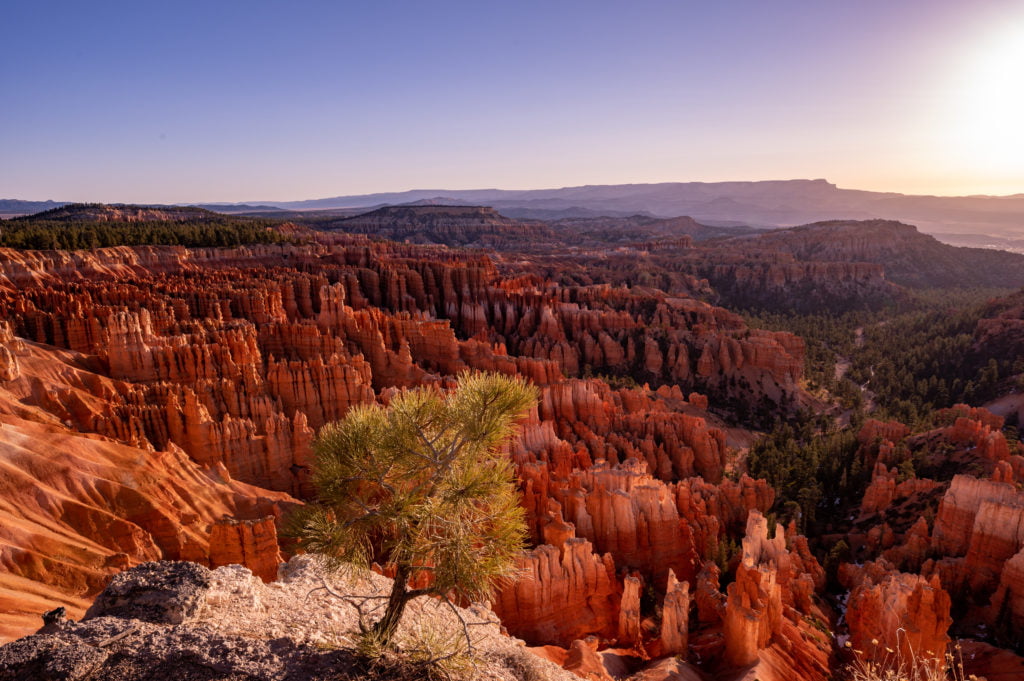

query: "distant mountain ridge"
left=9, top=179, right=1024, bottom=242
left=254, top=179, right=1024, bottom=240
left=0, top=199, right=67, bottom=217
left=716, top=219, right=1024, bottom=288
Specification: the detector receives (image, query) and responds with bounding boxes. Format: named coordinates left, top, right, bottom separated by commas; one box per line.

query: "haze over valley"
left=8, top=178, right=1024, bottom=252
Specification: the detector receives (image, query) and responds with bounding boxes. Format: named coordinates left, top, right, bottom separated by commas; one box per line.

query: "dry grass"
left=844, top=636, right=978, bottom=681
left=349, top=616, right=474, bottom=681
left=193, top=558, right=576, bottom=681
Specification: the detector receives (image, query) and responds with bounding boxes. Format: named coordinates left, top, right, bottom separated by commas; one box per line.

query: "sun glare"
left=953, top=25, right=1024, bottom=179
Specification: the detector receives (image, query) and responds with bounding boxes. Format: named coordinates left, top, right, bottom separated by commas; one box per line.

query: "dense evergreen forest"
left=746, top=414, right=862, bottom=534
left=745, top=286, right=1022, bottom=538
left=0, top=206, right=294, bottom=250
left=746, top=287, right=1018, bottom=425
left=0, top=219, right=293, bottom=250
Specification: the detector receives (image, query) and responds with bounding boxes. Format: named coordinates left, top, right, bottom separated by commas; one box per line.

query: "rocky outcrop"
left=859, top=462, right=941, bottom=519
left=0, top=346, right=19, bottom=381
left=962, top=498, right=1024, bottom=594
left=857, top=418, right=911, bottom=449
left=560, top=461, right=700, bottom=586
left=491, top=539, right=621, bottom=646
left=842, top=562, right=952, bottom=673
left=618, top=574, right=642, bottom=649
left=721, top=511, right=827, bottom=673
left=0, top=557, right=575, bottom=681
left=931, top=475, right=1022, bottom=558
left=723, top=513, right=785, bottom=668
left=659, top=569, right=690, bottom=657
left=516, top=416, right=772, bottom=581
left=562, top=638, right=618, bottom=681
left=208, top=517, right=282, bottom=583
left=988, top=547, right=1024, bottom=644
left=945, top=414, right=1012, bottom=464
left=629, top=657, right=706, bottom=681
left=84, top=560, right=213, bottom=624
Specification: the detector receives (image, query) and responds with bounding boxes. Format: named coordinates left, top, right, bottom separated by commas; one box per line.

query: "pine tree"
left=288, top=372, right=537, bottom=649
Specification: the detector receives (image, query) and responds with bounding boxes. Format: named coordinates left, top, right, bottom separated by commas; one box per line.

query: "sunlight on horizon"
left=950, top=21, right=1024, bottom=185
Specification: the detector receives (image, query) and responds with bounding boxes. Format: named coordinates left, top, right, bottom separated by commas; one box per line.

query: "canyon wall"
left=0, top=238, right=808, bottom=648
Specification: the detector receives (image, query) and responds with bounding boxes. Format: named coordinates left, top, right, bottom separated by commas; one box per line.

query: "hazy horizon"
left=8, top=177, right=1024, bottom=209
left=3, top=1, right=1023, bottom=203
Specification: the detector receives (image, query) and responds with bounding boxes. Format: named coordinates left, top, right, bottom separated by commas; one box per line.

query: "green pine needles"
left=288, top=371, right=538, bottom=649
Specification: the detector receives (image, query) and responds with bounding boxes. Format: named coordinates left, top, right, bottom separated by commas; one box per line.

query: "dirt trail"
left=834, top=326, right=876, bottom=423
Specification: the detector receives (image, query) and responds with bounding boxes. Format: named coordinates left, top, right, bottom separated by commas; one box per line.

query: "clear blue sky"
left=2, top=0, right=1022, bottom=203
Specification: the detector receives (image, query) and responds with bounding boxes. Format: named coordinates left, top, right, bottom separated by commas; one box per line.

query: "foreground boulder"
left=83, top=560, right=212, bottom=625
left=0, top=557, right=573, bottom=681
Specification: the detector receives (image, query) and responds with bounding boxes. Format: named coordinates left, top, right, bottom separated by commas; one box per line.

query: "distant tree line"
left=0, top=218, right=293, bottom=250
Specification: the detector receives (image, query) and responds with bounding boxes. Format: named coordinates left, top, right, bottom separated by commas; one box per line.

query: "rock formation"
left=0, top=557, right=575, bottom=681
left=0, top=230, right=939, bottom=681
left=208, top=517, right=283, bottom=583
left=931, top=475, right=1022, bottom=560
left=0, top=233, right=811, bottom=648
left=491, top=539, right=621, bottom=646
left=717, top=511, right=829, bottom=679
left=659, top=569, right=690, bottom=656
left=723, top=513, right=785, bottom=668
left=842, top=562, right=952, bottom=673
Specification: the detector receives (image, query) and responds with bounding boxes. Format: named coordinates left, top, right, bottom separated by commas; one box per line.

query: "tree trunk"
left=372, top=563, right=410, bottom=647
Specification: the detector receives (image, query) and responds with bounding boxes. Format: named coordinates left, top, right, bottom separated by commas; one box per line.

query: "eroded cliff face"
left=0, top=236, right=845, bottom=681
left=839, top=405, right=1024, bottom=672
left=841, top=562, right=952, bottom=674
left=0, top=237, right=812, bottom=653
left=0, top=240, right=803, bottom=494
left=0, top=328, right=293, bottom=641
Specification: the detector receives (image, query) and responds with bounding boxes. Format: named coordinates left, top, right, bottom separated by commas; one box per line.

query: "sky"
left=2, top=0, right=1023, bottom=203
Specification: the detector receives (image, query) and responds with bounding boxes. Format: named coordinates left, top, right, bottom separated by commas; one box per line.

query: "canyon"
left=0, top=205, right=1022, bottom=680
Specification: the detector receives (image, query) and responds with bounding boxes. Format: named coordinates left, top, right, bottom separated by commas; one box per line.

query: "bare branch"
left=97, top=625, right=138, bottom=648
